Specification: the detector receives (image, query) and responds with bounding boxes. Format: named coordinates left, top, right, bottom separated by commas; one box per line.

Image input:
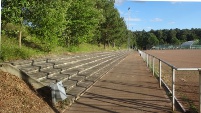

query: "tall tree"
left=148, top=33, right=159, bottom=46
left=100, top=0, right=115, bottom=48
left=100, top=0, right=127, bottom=48
left=114, top=17, right=128, bottom=48
left=64, top=0, right=103, bottom=47
left=26, top=0, right=71, bottom=51
left=171, top=37, right=180, bottom=45
left=155, top=30, right=164, bottom=44
left=167, top=29, right=177, bottom=43
left=2, top=0, right=30, bottom=48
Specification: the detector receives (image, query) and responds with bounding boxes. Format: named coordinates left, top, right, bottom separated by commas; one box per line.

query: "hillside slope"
left=0, top=70, right=54, bottom=113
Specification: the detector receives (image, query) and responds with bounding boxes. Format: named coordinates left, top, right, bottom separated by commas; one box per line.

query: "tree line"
left=2, top=0, right=128, bottom=52
left=132, top=28, right=201, bottom=49
left=2, top=0, right=201, bottom=52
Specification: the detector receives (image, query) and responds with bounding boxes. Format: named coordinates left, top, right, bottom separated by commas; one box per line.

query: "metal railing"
left=138, top=50, right=201, bottom=113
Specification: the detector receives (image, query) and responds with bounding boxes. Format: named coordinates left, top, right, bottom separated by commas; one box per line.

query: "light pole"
left=127, top=7, right=130, bottom=50
left=0, top=0, right=1, bottom=55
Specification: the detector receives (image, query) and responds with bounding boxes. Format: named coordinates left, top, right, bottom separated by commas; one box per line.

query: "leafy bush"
left=23, top=36, right=54, bottom=52
left=68, top=46, right=79, bottom=52
left=0, top=45, right=36, bottom=61
left=0, top=36, right=40, bottom=61
left=67, top=43, right=119, bottom=53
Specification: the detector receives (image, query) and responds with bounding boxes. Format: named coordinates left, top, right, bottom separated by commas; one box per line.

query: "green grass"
left=0, top=36, right=123, bottom=62
left=68, top=43, right=119, bottom=53
left=0, top=36, right=43, bottom=61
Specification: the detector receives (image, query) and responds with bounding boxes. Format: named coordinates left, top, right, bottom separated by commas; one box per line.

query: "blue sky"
left=114, top=1, right=201, bottom=31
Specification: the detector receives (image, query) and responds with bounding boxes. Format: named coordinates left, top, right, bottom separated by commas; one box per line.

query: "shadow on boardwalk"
left=73, top=92, right=171, bottom=113
left=65, top=51, right=181, bottom=113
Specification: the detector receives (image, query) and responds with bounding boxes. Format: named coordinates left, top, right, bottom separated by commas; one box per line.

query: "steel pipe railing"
left=138, top=49, right=201, bottom=113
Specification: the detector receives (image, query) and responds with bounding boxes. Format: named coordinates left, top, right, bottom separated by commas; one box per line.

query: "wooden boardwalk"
left=65, top=51, right=181, bottom=113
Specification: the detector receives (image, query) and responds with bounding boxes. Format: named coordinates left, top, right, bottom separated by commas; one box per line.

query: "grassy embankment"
left=0, top=35, right=126, bottom=62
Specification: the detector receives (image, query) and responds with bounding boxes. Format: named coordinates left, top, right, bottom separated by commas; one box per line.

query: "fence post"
left=153, top=57, right=155, bottom=76
left=172, top=68, right=175, bottom=111
left=142, top=52, right=143, bottom=60
left=159, top=60, right=162, bottom=88
left=199, top=69, right=201, bottom=113
left=141, top=51, right=144, bottom=61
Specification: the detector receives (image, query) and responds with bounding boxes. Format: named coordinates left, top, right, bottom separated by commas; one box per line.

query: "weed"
left=167, top=92, right=172, bottom=97
left=181, top=94, right=198, bottom=113
left=189, top=103, right=198, bottom=113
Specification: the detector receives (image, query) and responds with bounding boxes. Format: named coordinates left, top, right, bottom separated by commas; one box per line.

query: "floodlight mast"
left=0, top=0, right=1, bottom=55
left=127, top=7, right=130, bottom=50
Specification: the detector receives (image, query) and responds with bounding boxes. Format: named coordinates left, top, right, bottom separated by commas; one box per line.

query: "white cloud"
left=135, top=11, right=140, bottom=13
left=118, top=9, right=124, bottom=16
left=130, top=23, right=137, bottom=26
left=170, top=2, right=178, bottom=4
left=170, top=1, right=184, bottom=4
left=169, top=21, right=176, bottom=24
left=146, top=26, right=152, bottom=29
left=125, top=17, right=142, bottom=22
left=115, top=0, right=126, bottom=5
left=130, top=18, right=142, bottom=22
left=129, top=0, right=201, bottom=1
left=128, top=0, right=146, bottom=3
left=116, top=0, right=145, bottom=4
left=151, top=18, right=163, bottom=22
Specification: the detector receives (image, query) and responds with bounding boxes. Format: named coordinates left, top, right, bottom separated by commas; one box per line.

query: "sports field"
left=145, top=50, right=201, bottom=112
left=146, top=50, right=201, bottom=68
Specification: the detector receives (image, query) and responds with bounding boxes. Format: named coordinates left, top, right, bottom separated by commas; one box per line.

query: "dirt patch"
left=145, top=50, right=201, bottom=112
left=0, top=70, right=54, bottom=113
left=146, top=49, right=201, bottom=68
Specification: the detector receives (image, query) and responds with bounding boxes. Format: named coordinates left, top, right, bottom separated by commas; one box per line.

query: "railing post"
left=159, top=60, right=162, bottom=88
left=144, top=53, right=146, bottom=61
left=172, top=68, right=175, bottom=111
left=199, top=69, right=201, bottom=113
left=149, top=55, right=151, bottom=68
left=142, top=52, right=143, bottom=60
left=142, top=52, right=144, bottom=61
left=153, top=57, right=155, bottom=76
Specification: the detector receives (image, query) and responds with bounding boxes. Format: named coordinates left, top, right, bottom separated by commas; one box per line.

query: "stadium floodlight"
left=0, top=0, right=1, bottom=55
left=127, top=7, right=130, bottom=50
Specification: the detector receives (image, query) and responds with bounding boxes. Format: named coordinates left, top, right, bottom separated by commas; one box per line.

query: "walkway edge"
left=62, top=52, right=131, bottom=113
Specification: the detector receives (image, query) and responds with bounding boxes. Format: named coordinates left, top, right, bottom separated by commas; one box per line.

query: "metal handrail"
left=143, top=51, right=200, bottom=70
left=138, top=49, right=201, bottom=113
